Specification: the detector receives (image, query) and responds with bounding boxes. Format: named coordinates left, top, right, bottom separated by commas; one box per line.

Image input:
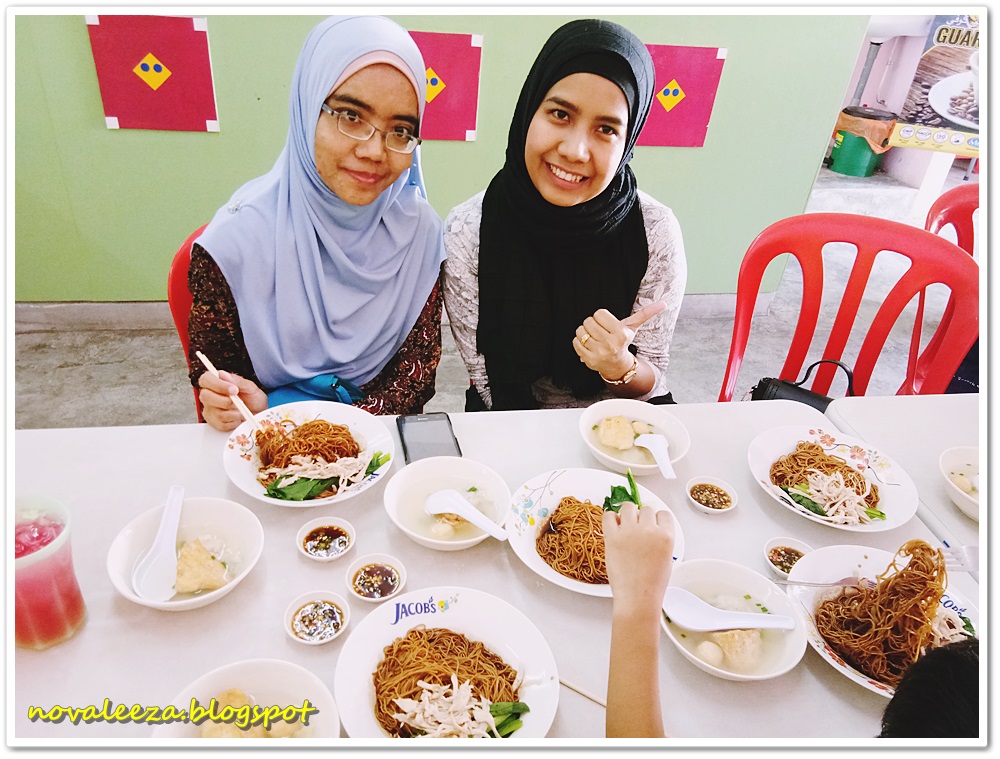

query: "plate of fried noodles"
left=333, top=586, right=559, bottom=738
left=748, top=425, right=917, bottom=532
left=785, top=541, right=978, bottom=698
left=506, top=468, right=685, bottom=597
left=223, top=401, right=394, bottom=507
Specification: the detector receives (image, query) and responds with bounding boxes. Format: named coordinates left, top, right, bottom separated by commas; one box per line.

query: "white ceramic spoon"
left=634, top=433, right=676, bottom=479
left=662, top=587, right=796, bottom=632
left=131, top=485, right=185, bottom=601
left=424, top=489, right=507, bottom=541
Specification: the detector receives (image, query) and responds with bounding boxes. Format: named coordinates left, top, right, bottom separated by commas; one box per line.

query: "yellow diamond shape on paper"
left=425, top=67, right=446, bottom=104
left=133, top=53, right=171, bottom=91
left=656, top=79, right=685, bottom=113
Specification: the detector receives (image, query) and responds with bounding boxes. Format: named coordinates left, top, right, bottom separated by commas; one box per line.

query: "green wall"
left=14, top=12, right=868, bottom=302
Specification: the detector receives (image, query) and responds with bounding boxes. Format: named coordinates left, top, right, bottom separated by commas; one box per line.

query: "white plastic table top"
left=825, top=393, right=981, bottom=556
left=13, top=399, right=979, bottom=743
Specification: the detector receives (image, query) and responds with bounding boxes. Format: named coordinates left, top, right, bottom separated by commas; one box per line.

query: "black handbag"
left=749, top=360, right=855, bottom=412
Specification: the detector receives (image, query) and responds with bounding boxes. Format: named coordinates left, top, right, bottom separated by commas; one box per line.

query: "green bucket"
left=829, top=131, right=882, bottom=177
left=828, top=106, right=896, bottom=178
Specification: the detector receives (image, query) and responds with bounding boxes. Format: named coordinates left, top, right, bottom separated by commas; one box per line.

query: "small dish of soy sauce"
left=344, top=553, right=406, bottom=604
left=296, top=517, right=356, bottom=562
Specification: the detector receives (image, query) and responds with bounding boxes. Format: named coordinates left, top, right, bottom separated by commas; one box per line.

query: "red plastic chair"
left=167, top=224, right=208, bottom=421
left=926, top=182, right=978, bottom=255
left=898, top=184, right=979, bottom=394
left=718, top=213, right=979, bottom=402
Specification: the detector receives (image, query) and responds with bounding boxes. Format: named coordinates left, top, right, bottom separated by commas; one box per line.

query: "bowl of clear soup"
left=382, top=456, right=511, bottom=551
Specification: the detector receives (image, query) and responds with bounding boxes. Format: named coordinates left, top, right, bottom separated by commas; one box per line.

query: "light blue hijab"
left=197, top=16, right=444, bottom=391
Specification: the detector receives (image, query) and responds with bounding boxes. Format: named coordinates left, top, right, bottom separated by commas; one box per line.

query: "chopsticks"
left=559, top=678, right=606, bottom=708
left=195, top=351, right=260, bottom=430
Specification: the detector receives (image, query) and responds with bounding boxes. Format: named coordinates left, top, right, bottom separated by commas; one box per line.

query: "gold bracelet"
left=600, top=355, right=639, bottom=385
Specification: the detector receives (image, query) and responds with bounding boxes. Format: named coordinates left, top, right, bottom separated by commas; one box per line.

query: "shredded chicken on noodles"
left=257, top=450, right=372, bottom=489
left=392, top=675, right=498, bottom=738
left=804, top=469, right=874, bottom=525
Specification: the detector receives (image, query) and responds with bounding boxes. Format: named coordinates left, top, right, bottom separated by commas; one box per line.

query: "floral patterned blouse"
left=442, top=190, right=687, bottom=409
left=186, top=243, right=442, bottom=416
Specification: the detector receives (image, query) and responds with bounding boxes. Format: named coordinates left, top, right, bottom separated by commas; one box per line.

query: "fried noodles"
left=255, top=419, right=366, bottom=497
left=770, top=441, right=880, bottom=521
left=372, top=626, right=520, bottom=738
left=814, top=539, right=948, bottom=688
left=535, top=496, right=607, bottom=584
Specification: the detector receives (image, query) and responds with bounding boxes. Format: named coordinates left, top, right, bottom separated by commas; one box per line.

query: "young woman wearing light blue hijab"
left=189, top=16, right=445, bottom=431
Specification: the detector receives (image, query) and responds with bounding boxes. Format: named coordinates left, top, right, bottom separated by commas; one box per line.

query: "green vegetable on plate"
left=489, top=701, right=530, bottom=738
left=365, top=451, right=390, bottom=477
left=265, top=475, right=339, bottom=501
left=603, top=470, right=643, bottom=512
left=779, top=485, right=827, bottom=516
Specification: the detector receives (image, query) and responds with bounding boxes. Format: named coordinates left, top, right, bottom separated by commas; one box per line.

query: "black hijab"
left=477, top=19, right=656, bottom=410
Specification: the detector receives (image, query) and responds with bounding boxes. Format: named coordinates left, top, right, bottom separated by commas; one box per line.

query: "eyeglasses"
left=320, top=103, right=421, bottom=155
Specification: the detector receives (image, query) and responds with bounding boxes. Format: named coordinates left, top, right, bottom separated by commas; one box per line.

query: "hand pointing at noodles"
left=603, top=502, right=674, bottom=738
left=198, top=370, right=268, bottom=431
left=572, top=301, right=667, bottom=396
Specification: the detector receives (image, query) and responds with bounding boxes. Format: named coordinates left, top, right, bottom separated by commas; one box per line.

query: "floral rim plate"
left=747, top=425, right=917, bottom=533
left=332, top=586, right=559, bottom=738
left=223, top=401, right=394, bottom=508
left=506, top=468, right=685, bottom=597
left=785, top=544, right=978, bottom=698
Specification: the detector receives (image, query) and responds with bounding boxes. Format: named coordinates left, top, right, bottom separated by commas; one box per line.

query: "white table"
left=13, top=400, right=980, bottom=743
left=826, top=394, right=981, bottom=558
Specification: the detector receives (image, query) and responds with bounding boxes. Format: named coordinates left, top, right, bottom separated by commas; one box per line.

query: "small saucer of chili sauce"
left=296, top=517, right=356, bottom=562
left=686, top=477, right=738, bottom=514
left=763, top=537, right=811, bottom=579
left=345, top=553, right=406, bottom=604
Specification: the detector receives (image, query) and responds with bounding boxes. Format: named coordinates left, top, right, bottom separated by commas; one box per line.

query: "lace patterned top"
left=187, top=243, right=442, bottom=416
left=442, top=190, right=686, bottom=409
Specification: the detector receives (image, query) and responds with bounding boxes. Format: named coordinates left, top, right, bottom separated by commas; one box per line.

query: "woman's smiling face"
left=524, top=72, right=629, bottom=207
left=314, top=63, right=418, bottom=206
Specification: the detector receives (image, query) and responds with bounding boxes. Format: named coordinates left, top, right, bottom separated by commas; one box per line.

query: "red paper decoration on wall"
left=408, top=30, right=483, bottom=141
left=86, top=15, right=219, bottom=132
left=638, top=44, right=727, bottom=148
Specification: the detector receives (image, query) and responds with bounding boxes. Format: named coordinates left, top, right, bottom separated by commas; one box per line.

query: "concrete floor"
left=13, top=166, right=974, bottom=429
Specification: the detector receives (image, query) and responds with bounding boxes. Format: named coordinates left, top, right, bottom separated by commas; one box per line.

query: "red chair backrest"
left=898, top=184, right=980, bottom=394
left=925, top=183, right=978, bottom=255
left=718, top=213, right=979, bottom=402
left=167, top=224, right=208, bottom=421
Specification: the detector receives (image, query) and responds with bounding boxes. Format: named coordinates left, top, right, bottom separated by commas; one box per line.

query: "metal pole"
left=850, top=41, right=884, bottom=107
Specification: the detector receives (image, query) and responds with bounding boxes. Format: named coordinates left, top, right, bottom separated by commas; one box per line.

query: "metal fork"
left=774, top=576, right=875, bottom=590
left=941, top=544, right=979, bottom=573
left=778, top=545, right=979, bottom=588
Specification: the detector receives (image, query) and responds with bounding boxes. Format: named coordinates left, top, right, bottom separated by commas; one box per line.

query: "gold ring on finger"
left=580, top=332, right=591, bottom=347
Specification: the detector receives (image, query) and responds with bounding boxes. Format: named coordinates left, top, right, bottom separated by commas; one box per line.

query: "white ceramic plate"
left=152, top=658, right=339, bottom=738
left=786, top=544, right=979, bottom=698
left=506, top=468, right=685, bottom=597
left=927, top=72, right=979, bottom=130
left=747, top=425, right=917, bottom=533
left=223, top=401, right=394, bottom=507
left=333, top=586, right=559, bottom=739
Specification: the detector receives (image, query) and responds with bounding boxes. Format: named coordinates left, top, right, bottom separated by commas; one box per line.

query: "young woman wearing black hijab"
left=443, top=19, right=687, bottom=411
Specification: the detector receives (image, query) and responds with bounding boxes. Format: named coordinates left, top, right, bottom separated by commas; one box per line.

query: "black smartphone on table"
left=396, top=412, right=463, bottom=463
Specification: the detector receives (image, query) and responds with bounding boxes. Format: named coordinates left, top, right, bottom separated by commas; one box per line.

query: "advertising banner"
left=890, top=13, right=979, bottom=155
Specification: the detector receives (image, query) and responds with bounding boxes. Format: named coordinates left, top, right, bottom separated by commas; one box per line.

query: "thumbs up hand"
left=572, top=302, right=666, bottom=380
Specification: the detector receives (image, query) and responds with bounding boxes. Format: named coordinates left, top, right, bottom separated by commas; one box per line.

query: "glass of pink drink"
left=15, top=496, right=87, bottom=650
